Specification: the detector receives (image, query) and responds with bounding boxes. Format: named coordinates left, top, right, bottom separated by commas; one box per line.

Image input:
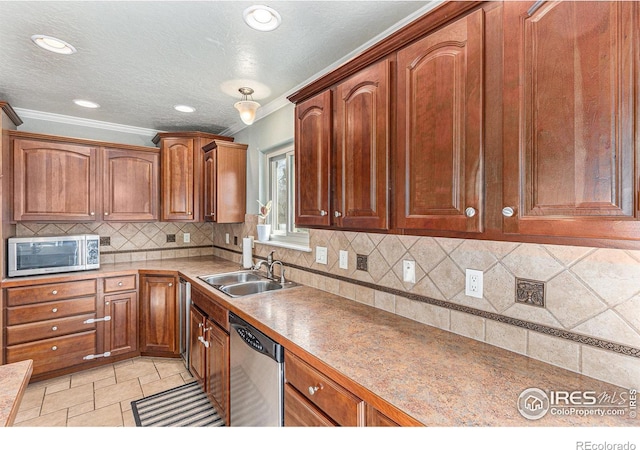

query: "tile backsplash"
left=15, top=221, right=215, bottom=263
left=214, top=215, right=640, bottom=389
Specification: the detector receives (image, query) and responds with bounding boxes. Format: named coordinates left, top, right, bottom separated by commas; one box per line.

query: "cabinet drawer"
left=6, top=331, right=97, bottom=376
left=284, top=383, right=336, bottom=426
left=6, top=296, right=96, bottom=325
left=7, top=279, right=97, bottom=306
left=192, top=288, right=228, bottom=330
left=5, top=313, right=96, bottom=345
left=103, top=275, right=136, bottom=293
left=284, top=352, right=363, bottom=426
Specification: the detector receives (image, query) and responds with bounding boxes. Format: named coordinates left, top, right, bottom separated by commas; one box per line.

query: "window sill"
left=254, top=239, right=311, bottom=253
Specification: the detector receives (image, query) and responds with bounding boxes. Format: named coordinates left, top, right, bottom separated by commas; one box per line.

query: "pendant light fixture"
left=234, top=87, right=260, bottom=125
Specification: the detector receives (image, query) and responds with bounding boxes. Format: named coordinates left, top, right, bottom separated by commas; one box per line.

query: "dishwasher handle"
left=229, top=312, right=283, bottom=363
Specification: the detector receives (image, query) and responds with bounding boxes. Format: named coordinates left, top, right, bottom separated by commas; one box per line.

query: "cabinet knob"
left=52, top=290, right=58, bottom=295
left=117, top=281, right=123, bottom=286
left=105, top=301, right=110, bottom=306
left=502, top=206, right=515, bottom=217
left=104, top=212, right=109, bottom=216
left=90, top=212, right=95, bottom=216
left=320, top=210, right=327, bottom=216
left=52, top=326, right=58, bottom=331
left=334, top=211, right=342, bottom=217
left=465, top=207, right=476, bottom=218
left=51, top=346, right=58, bottom=351
left=308, top=384, right=323, bottom=396
left=168, top=282, right=173, bottom=287
left=52, top=308, right=58, bottom=313
left=187, top=211, right=192, bottom=215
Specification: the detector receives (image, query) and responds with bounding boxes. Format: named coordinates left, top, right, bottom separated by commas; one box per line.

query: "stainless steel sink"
left=220, top=280, right=283, bottom=297
left=199, top=271, right=265, bottom=286
left=198, top=270, right=299, bottom=298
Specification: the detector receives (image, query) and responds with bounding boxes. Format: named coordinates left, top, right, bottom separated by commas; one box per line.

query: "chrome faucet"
left=270, top=260, right=286, bottom=284
left=252, top=250, right=285, bottom=283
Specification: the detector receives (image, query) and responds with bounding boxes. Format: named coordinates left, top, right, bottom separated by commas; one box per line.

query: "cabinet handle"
left=334, top=211, right=342, bottom=217
left=52, top=308, right=58, bottom=313
left=51, top=326, right=58, bottom=331
left=502, top=206, right=515, bottom=217
left=308, top=384, right=323, bottom=396
left=319, top=210, right=327, bottom=216
left=83, top=316, right=111, bottom=324
left=51, top=346, right=58, bottom=351
left=52, top=290, right=58, bottom=295
left=198, top=336, right=210, bottom=348
left=465, top=207, right=476, bottom=218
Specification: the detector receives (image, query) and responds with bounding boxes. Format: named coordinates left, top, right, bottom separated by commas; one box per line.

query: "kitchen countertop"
left=2, top=256, right=636, bottom=426
left=0, top=359, right=32, bottom=427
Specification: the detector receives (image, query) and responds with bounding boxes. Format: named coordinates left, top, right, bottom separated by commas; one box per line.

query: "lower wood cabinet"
left=103, top=291, right=137, bottom=357
left=139, top=274, right=179, bottom=357
left=190, top=288, right=230, bottom=425
left=284, top=351, right=365, bottom=426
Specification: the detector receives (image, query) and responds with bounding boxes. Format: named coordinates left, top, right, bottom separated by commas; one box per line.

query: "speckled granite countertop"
left=2, top=256, right=636, bottom=426
left=0, top=360, right=32, bottom=426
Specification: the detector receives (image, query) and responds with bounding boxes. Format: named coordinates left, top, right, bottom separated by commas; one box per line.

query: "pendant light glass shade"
left=234, top=87, right=260, bottom=125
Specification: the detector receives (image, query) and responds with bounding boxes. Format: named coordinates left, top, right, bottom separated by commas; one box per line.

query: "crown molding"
left=13, top=108, right=162, bottom=137
left=0, top=102, right=24, bottom=126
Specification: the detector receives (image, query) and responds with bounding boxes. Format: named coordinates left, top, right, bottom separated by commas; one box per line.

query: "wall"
left=212, top=217, right=640, bottom=390
left=16, top=222, right=214, bottom=263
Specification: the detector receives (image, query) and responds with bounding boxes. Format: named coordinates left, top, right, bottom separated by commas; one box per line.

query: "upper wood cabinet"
left=11, top=133, right=160, bottom=223
left=501, top=1, right=640, bottom=240
left=154, top=132, right=233, bottom=222
left=13, top=139, right=98, bottom=222
left=102, top=147, right=159, bottom=222
left=334, top=58, right=391, bottom=230
left=202, top=140, right=247, bottom=223
left=295, top=90, right=332, bottom=227
left=395, top=8, right=484, bottom=233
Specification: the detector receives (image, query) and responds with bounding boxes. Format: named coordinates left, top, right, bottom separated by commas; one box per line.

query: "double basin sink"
left=199, top=270, right=299, bottom=298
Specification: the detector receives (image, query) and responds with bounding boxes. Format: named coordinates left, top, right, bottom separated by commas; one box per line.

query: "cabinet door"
left=161, top=138, right=195, bottom=221
left=295, top=90, right=332, bottom=227
left=395, top=9, right=484, bottom=232
left=104, top=291, right=138, bottom=357
left=140, top=275, right=178, bottom=355
left=13, top=139, right=98, bottom=221
left=103, top=148, right=159, bottom=221
left=189, top=305, right=206, bottom=386
left=206, top=319, right=229, bottom=425
left=335, top=58, right=390, bottom=230
left=502, top=1, right=639, bottom=240
left=203, top=149, right=216, bottom=221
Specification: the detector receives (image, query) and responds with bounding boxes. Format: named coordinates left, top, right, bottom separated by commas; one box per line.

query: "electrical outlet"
left=234, top=236, right=238, bottom=245
left=465, top=269, right=483, bottom=298
left=225, top=233, right=230, bottom=244
left=315, top=246, right=327, bottom=265
left=339, top=250, right=348, bottom=269
left=403, top=260, right=416, bottom=283
left=183, top=233, right=190, bottom=243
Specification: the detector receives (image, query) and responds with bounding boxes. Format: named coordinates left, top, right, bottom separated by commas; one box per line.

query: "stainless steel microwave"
left=7, top=234, right=100, bottom=277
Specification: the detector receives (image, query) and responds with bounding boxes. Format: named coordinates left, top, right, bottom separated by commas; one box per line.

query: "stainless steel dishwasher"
left=229, top=312, right=284, bottom=426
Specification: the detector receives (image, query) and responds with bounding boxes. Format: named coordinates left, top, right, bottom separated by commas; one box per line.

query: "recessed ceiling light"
left=174, top=105, right=196, bottom=113
left=73, top=99, right=100, bottom=109
left=243, top=5, right=281, bottom=32
left=31, top=34, right=77, bottom=55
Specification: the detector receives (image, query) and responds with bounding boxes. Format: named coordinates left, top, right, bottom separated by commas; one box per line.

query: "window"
left=265, top=145, right=308, bottom=246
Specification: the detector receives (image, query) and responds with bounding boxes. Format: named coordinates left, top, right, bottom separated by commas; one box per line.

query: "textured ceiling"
left=0, top=1, right=434, bottom=135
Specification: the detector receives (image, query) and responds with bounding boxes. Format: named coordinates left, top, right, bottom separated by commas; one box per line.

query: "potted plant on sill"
left=256, top=200, right=272, bottom=242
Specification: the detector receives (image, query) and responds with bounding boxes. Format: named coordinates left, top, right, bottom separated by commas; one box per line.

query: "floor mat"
left=131, top=381, right=224, bottom=427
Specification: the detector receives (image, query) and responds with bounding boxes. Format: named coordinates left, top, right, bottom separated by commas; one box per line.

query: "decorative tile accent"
left=100, top=236, right=110, bottom=246
left=166, top=234, right=176, bottom=243
left=356, top=254, right=368, bottom=271
left=515, top=278, right=545, bottom=307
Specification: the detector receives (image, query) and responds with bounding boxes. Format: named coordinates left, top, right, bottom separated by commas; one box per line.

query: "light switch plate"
left=403, top=260, right=416, bottom=283
left=316, top=246, right=327, bottom=265
left=339, top=250, right=348, bottom=269
left=465, top=269, right=483, bottom=298
left=183, top=233, right=190, bottom=243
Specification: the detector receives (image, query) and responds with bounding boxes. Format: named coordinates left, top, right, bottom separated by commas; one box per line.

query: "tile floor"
left=13, top=356, right=194, bottom=427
